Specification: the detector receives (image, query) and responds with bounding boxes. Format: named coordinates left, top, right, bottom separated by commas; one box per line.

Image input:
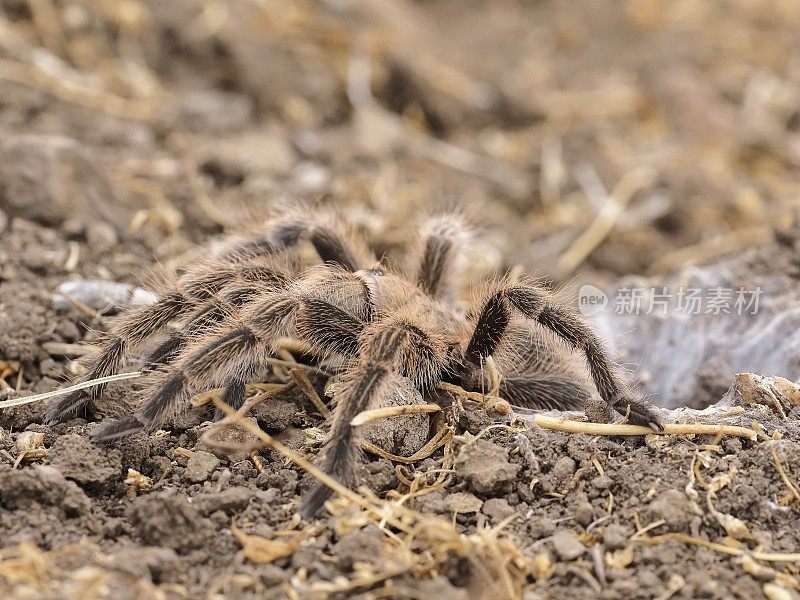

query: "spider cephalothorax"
left=47, top=211, right=663, bottom=516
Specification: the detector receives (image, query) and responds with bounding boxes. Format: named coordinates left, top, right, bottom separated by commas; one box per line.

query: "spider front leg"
left=211, top=296, right=367, bottom=420
left=466, top=282, right=663, bottom=429
left=300, top=315, right=447, bottom=518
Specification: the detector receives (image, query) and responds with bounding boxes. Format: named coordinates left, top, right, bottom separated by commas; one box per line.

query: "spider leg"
left=210, top=297, right=365, bottom=421
left=144, top=224, right=368, bottom=371
left=300, top=316, right=445, bottom=518
left=229, top=214, right=374, bottom=272
left=45, top=258, right=280, bottom=424
left=414, top=214, right=469, bottom=301
left=499, top=374, right=590, bottom=411
left=92, top=271, right=370, bottom=440
left=142, top=279, right=280, bottom=369
left=49, top=213, right=371, bottom=424
left=466, top=283, right=663, bottom=429
left=474, top=324, right=594, bottom=411
left=45, top=286, right=198, bottom=424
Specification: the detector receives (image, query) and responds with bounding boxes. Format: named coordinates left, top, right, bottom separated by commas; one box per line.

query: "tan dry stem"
left=533, top=415, right=757, bottom=441
left=350, top=403, right=440, bottom=427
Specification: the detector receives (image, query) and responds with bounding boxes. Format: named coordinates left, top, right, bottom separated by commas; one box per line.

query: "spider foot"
left=613, top=396, right=664, bottom=431
left=91, top=415, right=146, bottom=442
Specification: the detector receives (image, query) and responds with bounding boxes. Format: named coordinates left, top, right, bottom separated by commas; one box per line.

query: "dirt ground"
left=1, top=1, right=800, bottom=599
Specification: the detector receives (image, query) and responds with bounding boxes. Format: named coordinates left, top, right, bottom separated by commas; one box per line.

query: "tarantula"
left=46, top=211, right=663, bottom=517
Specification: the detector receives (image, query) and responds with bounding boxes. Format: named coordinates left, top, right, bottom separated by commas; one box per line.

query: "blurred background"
left=1, top=0, right=799, bottom=278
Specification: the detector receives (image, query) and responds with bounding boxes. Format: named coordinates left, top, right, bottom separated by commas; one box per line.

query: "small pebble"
left=446, top=492, right=483, bottom=514
left=193, top=487, right=254, bottom=515
left=603, top=524, right=629, bottom=550
left=54, top=279, right=157, bottom=313
left=648, top=489, right=699, bottom=531
left=528, top=516, right=556, bottom=538
left=185, top=451, right=220, bottom=483
left=454, top=439, right=520, bottom=494
left=573, top=500, right=595, bottom=527
left=62, top=217, right=86, bottom=238
left=551, top=456, right=577, bottom=480
left=591, top=475, right=613, bottom=490
left=481, top=497, right=515, bottom=522
left=551, top=529, right=585, bottom=561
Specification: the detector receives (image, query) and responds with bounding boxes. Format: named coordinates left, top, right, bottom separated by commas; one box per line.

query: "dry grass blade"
left=357, top=424, right=452, bottom=464
left=0, top=541, right=48, bottom=587
left=437, top=381, right=512, bottom=414
left=40, top=342, right=94, bottom=357
left=182, top=152, right=239, bottom=228
left=289, top=368, right=331, bottom=418
left=638, top=533, right=800, bottom=562
left=192, top=382, right=287, bottom=408
left=308, top=563, right=415, bottom=595
left=0, top=371, right=142, bottom=408
left=0, top=57, right=158, bottom=121
left=558, top=166, right=655, bottom=273
left=265, top=357, right=331, bottom=376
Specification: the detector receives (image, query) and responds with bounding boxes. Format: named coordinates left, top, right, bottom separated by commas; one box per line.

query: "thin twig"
left=770, top=443, right=800, bottom=503
left=357, top=425, right=452, bottom=464
left=41, top=342, right=94, bottom=357
left=289, top=369, right=331, bottom=418
left=192, top=382, right=287, bottom=407
left=351, top=404, right=441, bottom=427
left=266, top=357, right=330, bottom=376
left=533, top=414, right=757, bottom=441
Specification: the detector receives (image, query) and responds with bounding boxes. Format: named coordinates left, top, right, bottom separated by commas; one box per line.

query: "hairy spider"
left=47, top=211, right=663, bottom=517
